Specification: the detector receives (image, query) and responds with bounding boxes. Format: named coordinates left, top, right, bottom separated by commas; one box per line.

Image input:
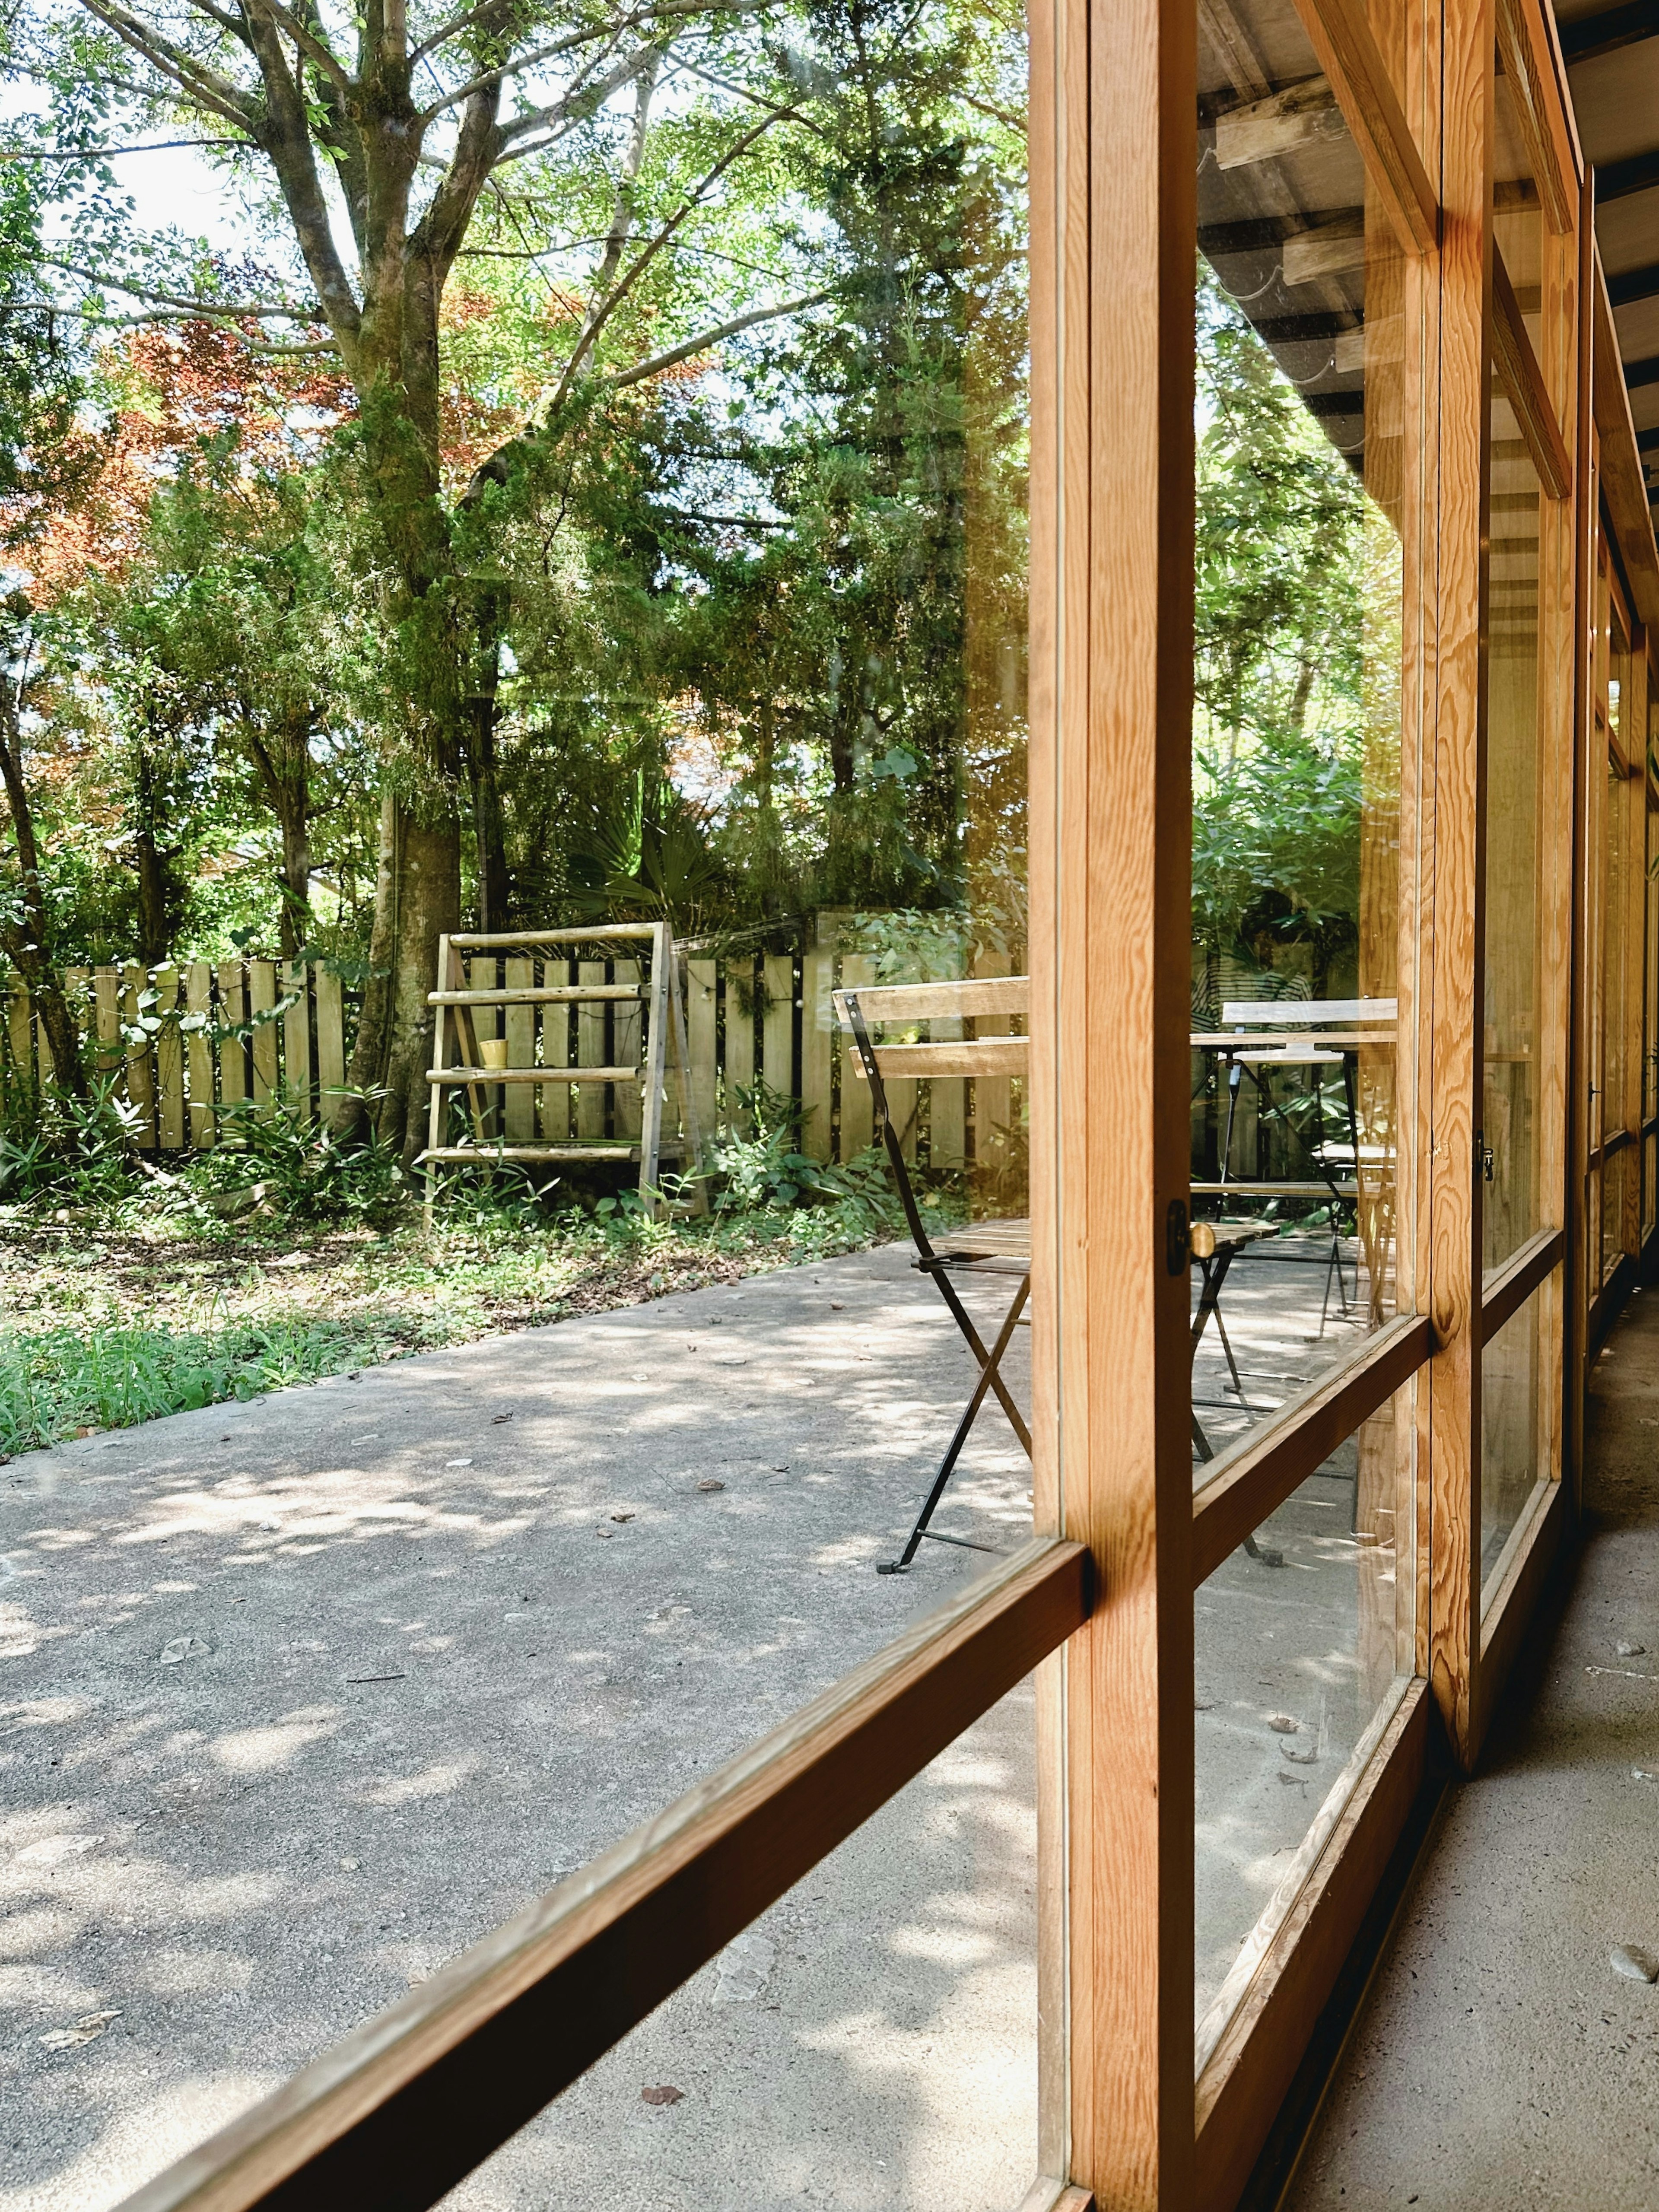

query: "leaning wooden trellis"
left=418, top=923, right=706, bottom=1223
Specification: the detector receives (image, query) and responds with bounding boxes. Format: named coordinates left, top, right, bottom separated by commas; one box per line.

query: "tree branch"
left=0, top=138, right=251, bottom=159
left=548, top=99, right=800, bottom=410
left=243, top=0, right=352, bottom=95
left=38, top=257, right=323, bottom=319
left=73, top=0, right=260, bottom=128
left=607, top=288, right=833, bottom=388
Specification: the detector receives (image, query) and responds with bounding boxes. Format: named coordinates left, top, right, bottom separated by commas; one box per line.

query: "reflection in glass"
left=1189, top=0, right=1407, bottom=1476
left=1480, top=1281, right=1548, bottom=1601
left=1195, top=1392, right=1411, bottom=2046
left=464, top=1687, right=1039, bottom=2203
left=1482, top=377, right=1543, bottom=1273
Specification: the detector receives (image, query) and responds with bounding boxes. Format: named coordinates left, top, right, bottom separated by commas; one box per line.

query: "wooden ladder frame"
left=419, top=920, right=706, bottom=1224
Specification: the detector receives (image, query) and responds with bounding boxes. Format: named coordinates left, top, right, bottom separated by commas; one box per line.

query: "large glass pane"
left=1482, top=372, right=1542, bottom=1274
left=1480, top=1278, right=1550, bottom=1604
left=1190, top=0, right=1411, bottom=1474
left=1195, top=1390, right=1413, bottom=2049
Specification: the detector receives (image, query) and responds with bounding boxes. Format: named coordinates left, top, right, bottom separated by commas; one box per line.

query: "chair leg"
left=879, top=1276, right=1031, bottom=1573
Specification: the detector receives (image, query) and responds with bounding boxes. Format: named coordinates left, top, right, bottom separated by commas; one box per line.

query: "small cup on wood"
left=478, top=1037, right=510, bottom=1071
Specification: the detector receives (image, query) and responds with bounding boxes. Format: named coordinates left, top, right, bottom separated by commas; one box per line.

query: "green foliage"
left=0, top=1070, right=141, bottom=1203
left=0, top=1313, right=395, bottom=1454
left=189, top=1097, right=407, bottom=1226
left=1191, top=265, right=1386, bottom=980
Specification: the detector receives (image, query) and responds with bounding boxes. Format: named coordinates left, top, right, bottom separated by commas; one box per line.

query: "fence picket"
left=93, top=969, right=121, bottom=1082
left=762, top=953, right=795, bottom=1119
left=7, top=988, right=32, bottom=1093
left=248, top=960, right=279, bottom=1113
left=577, top=960, right=607, bottom=1141
left=315, top=965, right=345, bottom=1109
left=686, top=957, right=718, bottom=1151
left=217, top=961, right=248, bottom=1113
left=800, top=941, right=834, bottom=1161
left=504, top=957, right=534, bottom=1141
left=283, top=960, right=312, bottom=1118
left=613, top=957, right=642, bottom=1143
left=543, top=955, right=571, bottom=1141
left=723, top=956, right=755, bottom=1135
left=836, top=953, right=874, bottom=1161
left=186, top=961, right=215, bottom=1143
left=154, top=966, right=185, bottom=1149
left=121, top=963, right=156, bottom=1144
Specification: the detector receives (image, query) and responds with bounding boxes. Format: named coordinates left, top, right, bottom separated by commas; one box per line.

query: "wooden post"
left=666, top=943, right=708, bottom=1212
left=248, top=958, right=279, bottom=1116
left=153, top=966, right=185, bottom=1150
left=185, top=960, right=215, bottom=1145
left=971, top=944, right=1013, bottom=1182
left=1027, top=0, right=1195, bottom=2192
left=505, top=957, right=535, bottom=1141
left=283, top=960, right=312, bottom=1121
left=761, top=951, right=795, bottom=1122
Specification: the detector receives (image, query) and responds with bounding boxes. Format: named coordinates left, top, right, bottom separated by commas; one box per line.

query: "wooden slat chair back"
left=833, top=978, right=1030, bottom=1571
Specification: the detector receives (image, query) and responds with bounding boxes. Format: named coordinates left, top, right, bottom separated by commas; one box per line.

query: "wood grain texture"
left=1426, top=0, right=1488, bottom=1772
left=111, top=1538, right=1089, bottom=2212
left=1591, top=259, right=1659, bottom=632
left=1291, top=0, right=1438, bottom=254
left=836, top=953, right=875, bottom=1158
left=799, top=944, right=835, bottom=1162
left=1191, top=1317, right=1433, bottom=1586
left=577, top=961, right=608, bottom=1142
left=1564, top=172, right=1596, bottom=1507
left=185, top=961, right=215, bottom=1145
left=840, top=977, right=1028, bottom=1020
left=282, top=961, right=311, bottom=1123
left=504, top=958, right=534, bottom=1141
left=761, top=952, right=795, bottom=1108
left=1494, top=0, right=1575, bottom=231
left=1492, top=246, right=1571, bottom=497
left=1480, top=1225, right=1565, bottom=1342
left=154, top=966, right=184, bottom=1149
left=1039, top=0, right=1198, bottom=2190
left=1194, top=1684, right=1430, bottom=2207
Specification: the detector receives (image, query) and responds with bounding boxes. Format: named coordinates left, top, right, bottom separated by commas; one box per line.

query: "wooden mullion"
left=1565, top=169, right=1597, bottom=1503
left=1292, top=0, right=1439, bottom=256
left=1493, top=245, right=1571, bottom=499
left=1494, top=0, right=1576, bottom=232
left=1028, top=0, right=1197, bottom=2189
left=1426, top=0, right=1487, bottom=1770
left=111, top=1538, right=1088, bottom=2212
left=1191, top=1316, right=1434, bottom=1585
left=1479, top=1224, right=1565, bottom=1342
left=1623, top=641, right=1649, bottom=1260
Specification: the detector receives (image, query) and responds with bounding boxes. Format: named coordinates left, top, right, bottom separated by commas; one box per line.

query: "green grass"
left=0, top=1144, right=951, bottom=1455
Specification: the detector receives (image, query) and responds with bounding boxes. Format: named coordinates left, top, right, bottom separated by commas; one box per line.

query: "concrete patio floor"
left=1, top=1227, right=1391, bottom=2211
left=0, top=1243, right=1038, bottom=2212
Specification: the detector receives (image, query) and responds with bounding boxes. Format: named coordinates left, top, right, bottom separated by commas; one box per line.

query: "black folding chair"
left=833, top=980, right=1031, bottom=1573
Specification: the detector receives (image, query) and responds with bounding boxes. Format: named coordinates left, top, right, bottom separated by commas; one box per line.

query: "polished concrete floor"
left=1282, top=1282, right=1659, bottom=2211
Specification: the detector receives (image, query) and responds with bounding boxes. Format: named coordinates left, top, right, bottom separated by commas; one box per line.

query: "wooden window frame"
left=110, top=1540, right=1090, bottom=2212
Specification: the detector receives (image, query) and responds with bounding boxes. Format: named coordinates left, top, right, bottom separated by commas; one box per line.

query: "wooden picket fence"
left=0, top=915, right=1025, bottom=1173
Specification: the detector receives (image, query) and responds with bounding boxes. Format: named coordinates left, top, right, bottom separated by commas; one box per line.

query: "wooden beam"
left=1212, top=74, right=1339, bottom=170
left=1495, top=0, right=1577, bottom=233
left=112, top=1538, right=1090, bottom=2212
left=1557, top=0, right=1659, bottom=64
left=1191, top=1315, right=1433, bottom=1585
left=1290, top=0, right=1439, bottom=257
left=835, top=977, right=1029, bottom=1021
left=1480, top=1226, right=1566, bottom=1343
left=1592, top=249, right=1659, bottom=632
left=1493, top=246, right=1573, bottom=499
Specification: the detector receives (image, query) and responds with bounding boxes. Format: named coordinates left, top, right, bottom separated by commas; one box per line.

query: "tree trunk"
left=342, top=791, right=461, bottom=1163
left=275, top=778, right=311, bottom=957
left=0, top=737, right=89, bottom=1100
left=131, top=744, right=177, bottom=969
